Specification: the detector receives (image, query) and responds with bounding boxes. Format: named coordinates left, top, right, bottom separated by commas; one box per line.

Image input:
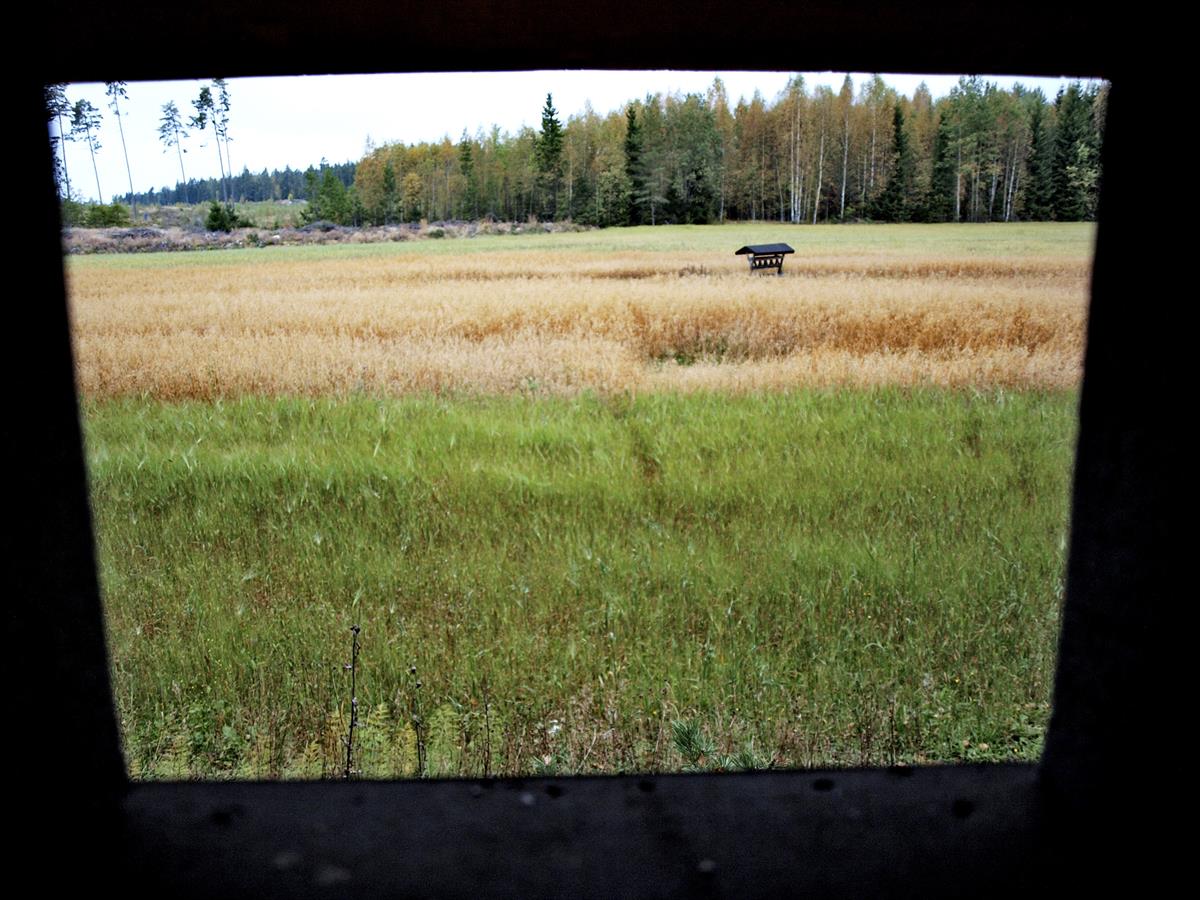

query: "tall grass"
left=88, top=390, right=1076, bottom=778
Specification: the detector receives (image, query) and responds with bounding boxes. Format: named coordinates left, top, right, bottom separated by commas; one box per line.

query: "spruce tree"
left=1051, top=84, right=1092, bottom=221
left=318, top=168, right=350, bottom=224
left=623, top=106, right=643, bottom=225
left=873, top=104, right=913, bottom=222
left=1023, top=99, right=1054, bottom=220
left=458, top=132, right=477, bottom=220
left=927, top=113, right=956, bottom=222
left=535, top=94, right=564, bottom=219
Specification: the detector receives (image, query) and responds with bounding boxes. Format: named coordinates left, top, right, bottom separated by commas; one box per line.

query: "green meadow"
left=85, top=388, right=1076, bottom=778
left=65, top=220, right=1094, bottom=269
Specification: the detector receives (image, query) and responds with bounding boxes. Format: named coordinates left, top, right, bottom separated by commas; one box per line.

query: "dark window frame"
left=20, top=3, right=1173, bottom=894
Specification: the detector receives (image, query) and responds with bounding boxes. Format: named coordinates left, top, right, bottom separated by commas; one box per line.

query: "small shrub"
left=205, top=201, right=254, bottom=232
left=60, top=198, right=87, bottom=227
left=206, top=202, right=232, bottom=232
left=83, top=203, right=132, bottom=228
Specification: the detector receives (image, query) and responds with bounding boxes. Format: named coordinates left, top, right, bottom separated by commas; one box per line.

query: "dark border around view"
left=17, top=2, right=1176, bottom=895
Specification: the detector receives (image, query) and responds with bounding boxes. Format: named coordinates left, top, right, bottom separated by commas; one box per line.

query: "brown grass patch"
left=69, top=247, right=1088, bottom=397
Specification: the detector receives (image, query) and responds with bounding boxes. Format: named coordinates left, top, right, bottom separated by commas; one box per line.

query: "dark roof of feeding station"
left=734, top=243, right=795, bottom=255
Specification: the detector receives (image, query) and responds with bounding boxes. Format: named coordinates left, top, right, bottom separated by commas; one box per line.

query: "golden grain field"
left=68, top=239, right=1090, bottom=398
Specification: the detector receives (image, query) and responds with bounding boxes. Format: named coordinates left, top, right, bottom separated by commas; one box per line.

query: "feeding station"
left=735, top=243, right=795, bottom=275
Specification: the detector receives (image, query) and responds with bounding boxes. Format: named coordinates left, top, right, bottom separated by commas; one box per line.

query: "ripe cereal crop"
left=68, top=225, right=1089, bottom=399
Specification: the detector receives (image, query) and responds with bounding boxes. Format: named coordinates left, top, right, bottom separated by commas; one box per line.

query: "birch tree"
left=782, top=76, right=806, bottom=223
left=811, top=87, right=833, bottom=224
left=837, top=75, right=853, bottom=220
left=707, top=78, right=736, bottom=223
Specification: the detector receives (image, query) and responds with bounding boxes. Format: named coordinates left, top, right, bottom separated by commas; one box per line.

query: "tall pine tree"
left=158, top=101, right=190, bottom=204
left=46, top=84, right=72, bottom=200
left=70, top=99, right=104, bottom=202
left=212, top=79, right=235, bottom=202
left=105, top=82, right=136, bottom=216
left=190, top=86, right=227, bottom=202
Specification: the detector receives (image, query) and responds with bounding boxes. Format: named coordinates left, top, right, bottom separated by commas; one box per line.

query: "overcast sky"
left=54, top=71, right=1096, bottom=203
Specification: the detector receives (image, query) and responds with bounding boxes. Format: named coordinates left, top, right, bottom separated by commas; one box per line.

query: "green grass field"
left=87, top=388, right=1076, bottom=778
left=66, top=220, right=1094, bottom=270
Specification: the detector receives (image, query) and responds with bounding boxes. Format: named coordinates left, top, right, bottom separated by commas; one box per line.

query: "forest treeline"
left=346, top=76, right=1105, bottom=227
left=59, top=74, right=1106, bottom=228
left=122, top=161, right=356, bottom=208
